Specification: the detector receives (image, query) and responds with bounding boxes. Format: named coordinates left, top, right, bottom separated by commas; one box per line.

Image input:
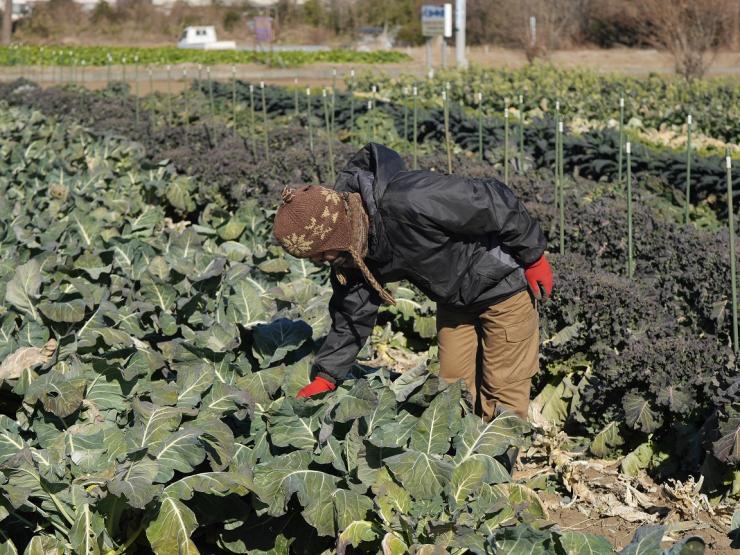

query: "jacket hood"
left=333, top=143, right=406, bottom=263
left=335, top=143, right=406, bottom=201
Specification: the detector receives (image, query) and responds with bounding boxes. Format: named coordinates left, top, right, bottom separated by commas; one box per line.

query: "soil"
left=515, top=454, right=736, bottom=553
left=543, top=499, right=733, bottom=554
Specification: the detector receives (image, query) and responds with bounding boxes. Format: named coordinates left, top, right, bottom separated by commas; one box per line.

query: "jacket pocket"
left=457, top=253, right=518, bottom=306
left=474, top=250, right=519, bottom=282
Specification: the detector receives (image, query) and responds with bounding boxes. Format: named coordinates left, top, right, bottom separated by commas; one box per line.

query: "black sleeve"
left=311, top=267, right=381, bottom=384
left=417, top=176, right=546, bottom=266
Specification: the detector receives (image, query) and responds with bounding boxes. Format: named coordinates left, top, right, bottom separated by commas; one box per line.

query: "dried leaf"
left=0, top=338, right=56, bottom=382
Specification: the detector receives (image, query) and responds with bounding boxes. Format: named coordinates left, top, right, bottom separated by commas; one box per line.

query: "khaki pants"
left=436, top=290, right=540, bottom=421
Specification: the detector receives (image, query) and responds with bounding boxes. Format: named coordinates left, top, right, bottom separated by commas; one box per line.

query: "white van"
left=177, top=26, right=236, bottom=50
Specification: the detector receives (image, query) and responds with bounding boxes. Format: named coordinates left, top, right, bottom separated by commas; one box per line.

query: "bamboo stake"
left=182, top=69, right=190, bottom=146
left=260, top=81, right=269, bottom=161
left=166, top=64, right=172, bottom=126
left=323, top=88, right=336, bottom=183
left=306, top=88, right=314, bottom=154
left=371, top=85, right=377, bottom=143
left=369, top=100, right=375, bottom=143
left=618, top=96, right=625, bottom=185
left=148, top=67, right=153, bottom=96
left=555, top=112, right=561, bottom=218
left=208, top=67, right=215, bottom=123
left=134, top=56, right=140, bottom=125
left=329, top=85, right=335, bottom=137
left=477, top=91, right=483, bottom=162
left=626, top=141, right=634, bottom=278
left=443, top=88, right=452, bottom=174
left=559, top=118, right=565, bottom=186
left=504, top=107, right=509, bottom=184
left=349, top=69, right=355, bottom=144
left=232, top=66, right=237, bottom=131
left=331, top=68, right=337, bottom=135
left=293, top=77, right=299, bottom=118
left=559, top=119, right=565, bottom=256
left=403, top=86, right=409, bottom=145
left=413, top=85, right=418, bottom=170
left=249, top=84, right=256, bottom=156
left=555, top=100, right=560, bottom=199
left=727, top=151, right=738, bottom=353
left=685, top=114, right=693, bottom=225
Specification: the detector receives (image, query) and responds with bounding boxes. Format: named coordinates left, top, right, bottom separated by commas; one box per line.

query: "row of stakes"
left=11, top=60, right=706, bottom=217
left=171, top=72, right=740, bottom=355
left=199, top=78, right=740, bottom=355
left=13, top=62, right=737, bottom=353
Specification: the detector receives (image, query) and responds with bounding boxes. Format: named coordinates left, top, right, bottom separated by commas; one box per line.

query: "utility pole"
left=529, top=16, right=537, bottom=49
left=455, top=0, right=467, bottom=68
left=442, top=3, right=452, bottom=69
left=2, top=0, right=12, bottom=45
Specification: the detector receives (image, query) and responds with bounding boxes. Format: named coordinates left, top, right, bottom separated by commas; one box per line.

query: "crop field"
left=0, top=45, right=411, bottom=69
left=0, top=65, right=738, bottom=554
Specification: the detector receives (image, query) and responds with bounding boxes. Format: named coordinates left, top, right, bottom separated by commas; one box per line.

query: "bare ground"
left=1, top=47, right=737, bottom=92
left=515, top=438, right=736, bottom=553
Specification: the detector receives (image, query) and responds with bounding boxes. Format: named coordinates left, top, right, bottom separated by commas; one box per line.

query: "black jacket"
left=313, top=143, right=546, bottom=384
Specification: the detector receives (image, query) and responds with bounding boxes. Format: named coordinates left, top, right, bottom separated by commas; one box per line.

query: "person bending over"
left=272, top=143, right=552, bottom=421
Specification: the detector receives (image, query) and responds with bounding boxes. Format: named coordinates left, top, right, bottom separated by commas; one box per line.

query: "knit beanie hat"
left=273, top=185, right=395, bottom=305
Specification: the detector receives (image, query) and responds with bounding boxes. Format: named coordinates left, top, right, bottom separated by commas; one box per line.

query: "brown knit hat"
left=274, top=185, right=395, bottom=305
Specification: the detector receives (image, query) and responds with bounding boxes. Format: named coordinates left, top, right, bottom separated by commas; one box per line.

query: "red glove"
left=296, top=376, right=336, bottom=398
left=524, top=255, right=553, bottom=300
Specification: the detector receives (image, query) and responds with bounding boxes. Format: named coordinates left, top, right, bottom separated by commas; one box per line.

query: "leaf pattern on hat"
left=282, top=233, right=314, bottom=255
left=305, top=217, right=331, bottom=241
left=319, top=189, right=341, bottom=205
left=322, top=206, right=339, bottom=224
